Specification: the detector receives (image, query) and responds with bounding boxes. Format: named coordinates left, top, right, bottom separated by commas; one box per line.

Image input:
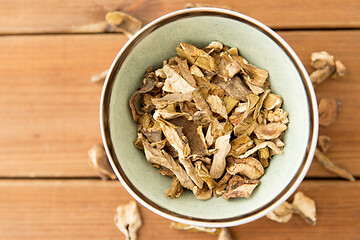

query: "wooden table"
left=1, top=1, right=359, bottom=239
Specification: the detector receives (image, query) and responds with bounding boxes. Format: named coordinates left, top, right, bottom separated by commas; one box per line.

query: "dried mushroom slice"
left=254, top=123, right=287, bottom=140
left=192, top=87, right=210, bottom=111
left=158, top=119, right=191, bottom=158
left=162, top=64, right=196, bottom=93
left=318, top=135, right=331, bottom=153
left=223, top=175, right=260, bottom=200
left=213, top=172, right=232, bottom=197
left=151, top=92, right=192, bottom=109
left=114, top=201, right=142, bottom=240
left=253, top=89, right=270, bottom=120
left=88, top=143, right=116, bottom=180
left=194, top=161, right=216, bottom=189
left=174, top=57, right=197, bottom=87
left=310, top=51, right=336, bottom=86
left=314, top=148, right=355, bottom=181
left=229, top=134, right=254, bottom=157
left=267, top=108, right=288, bottom=123
left=178, top=156, right=204, bottom=189
left=206, top=94, right=228, bottom=119
left=292, top=191, right=317, bottom=225
left=318, top=98, right=341, bottom=127
left=232, top=55, right=269, bottom=88
left=210, top=134, right=231, bottom=179
left=129, top=74, right=156, bottom=121
left=217, top=52, right=243, bottom=79
left=223, top=95, right=239, bottom=114
left=142, top=139, right=195, bottom=189
left=239, top=141, right=282, bottom=159
left=218, top=228, right=233, bottom=240
left=203, top=41, right=224, bottom=53
left=212, top=75, right=251, bottom=101
left=227, top=156, right=264, bottom=179
left=154, top=108, right=192, bottom=120
left=166, top=177, right=183, bottom=198
left=176, top=42, right=217, bottom=73
left=91, top=69, right=108, bottom=83
left=334, top=60, right=347, bottom=76
left=233, top=118, right=258, bottom=137
left=193, top=183, right=212, bottom=200
left=229, top=94, right=259, bottom=125
left=170, top=222, right=221, bottom=235
left=190, top=65, right=205, bottom=78
left=105, top=11, right=142, bottom=37
left=266, top=201, right=294, bottom=223
left=263, top=93, right=282, bottom=110
left=169, top=117, right=207, bottom=156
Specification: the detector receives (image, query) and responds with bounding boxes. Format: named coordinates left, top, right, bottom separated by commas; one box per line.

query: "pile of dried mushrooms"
left=129, top=42, right=289, bottom=200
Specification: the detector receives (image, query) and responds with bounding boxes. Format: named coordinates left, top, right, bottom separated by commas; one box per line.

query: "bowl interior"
left=107, top=14, right=310, bottom=220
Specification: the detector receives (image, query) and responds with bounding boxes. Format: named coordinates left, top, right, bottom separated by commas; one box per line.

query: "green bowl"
left=100, top=8, right=318, bottom=227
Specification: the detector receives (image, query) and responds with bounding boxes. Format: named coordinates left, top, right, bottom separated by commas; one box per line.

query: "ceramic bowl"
left=100, top=8, right=318, bottom=227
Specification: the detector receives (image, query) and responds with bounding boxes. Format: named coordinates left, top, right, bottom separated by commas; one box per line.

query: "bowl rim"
left=100, top=7, right=319, bottom=227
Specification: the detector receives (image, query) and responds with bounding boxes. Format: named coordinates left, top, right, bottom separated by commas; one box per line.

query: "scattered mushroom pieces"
left=170, top=222, right=221, bottom=234
left=88, top=143, right=116, bottom=180
left=266, top=201, right=294, bottom=223
left=292, top=191, right=317, bottom=225
left=114, top=201, right=142, bottom=240
left=309, top=51, right=346, bottom=86
left=318, top=98, right=341, bottom=127
left=71, top=11, right=142, bottom=37
left=266, top=191, right=317, bottom=225
left=318, top=135, right=332, bottom=153
left=130, top=42, right=288, bottom=200
left=105, top=11, right=142, bottom=37
left=314, top=148, right=355, bottom=182
left=218, top=228, right=233, bottom=240
left=90, top=69, right=109, bottom=83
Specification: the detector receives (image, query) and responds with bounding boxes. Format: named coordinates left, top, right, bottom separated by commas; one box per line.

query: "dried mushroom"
left=210, top=134, right=231, bottom=179
left=166, top=177, right=183, bottom=198
left=254, top=123, right=287, bottom=140
left=318, top=98, right=341, bottom=127
left=267, top=191, right=317, bottom=225
left=318, top=135, right=331, bottom=153
left=71, top=11, right=142, bottom=37
left=88, top=143, right=116, bottom=180
left=292, top=191, right=317, bottom=225
left=223, top=175, right=260, bottom=200
left=90, top=69, right=108, bottom=83
left=266, top=202, right=294, bottom=223
left=130, top=42, right=288, bottom=200
left=227, top=156, right=264, bottom=180
left=315, top=148, right=355, bottom=181
left=114, top=201, right=142, bottom=240
left=310, top=51, right=347, bottom=86
left=170, top=222, right=221, bottom=234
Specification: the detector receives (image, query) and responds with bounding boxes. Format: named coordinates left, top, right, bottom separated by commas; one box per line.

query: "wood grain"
left=0, top=31, right=359, bottom=178
left=0, top=0, right=359, bottom=34
left=0, top=180, right=358, bottom=240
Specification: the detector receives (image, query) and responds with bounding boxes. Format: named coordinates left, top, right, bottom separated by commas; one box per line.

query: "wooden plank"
left=0, top=31, right=359, bottom=177
left=0, top=180, right=358, bottom=239
left=279, top=31, right=360, bottom=178
left=0, top=0, right=359, bottom=34
left=0, top=34, right=128, bottom=177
